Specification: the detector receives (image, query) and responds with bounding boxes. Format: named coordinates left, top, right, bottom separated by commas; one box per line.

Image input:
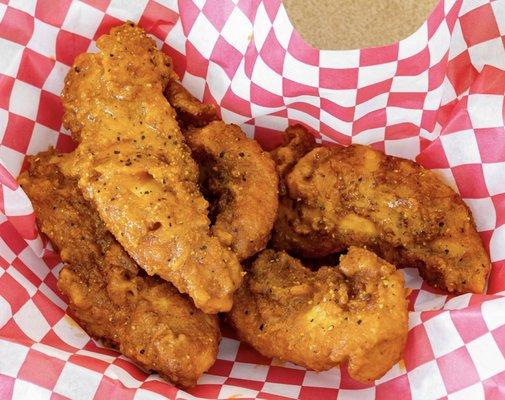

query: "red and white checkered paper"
left=0, top=0, right=504, bottom=398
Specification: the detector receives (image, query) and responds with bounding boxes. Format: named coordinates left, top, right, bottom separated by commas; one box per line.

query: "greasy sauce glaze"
left=229, top=247, right=409, bottom=382
left=272, top=145, right=491, bottom=294
left=59, top=23, right=243, bottom=313
left=19, top=150, right=220, bottom=388
left=186, top=121, right=279, bottom=261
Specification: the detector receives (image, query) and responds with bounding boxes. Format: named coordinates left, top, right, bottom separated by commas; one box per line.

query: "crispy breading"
left=165, top=79, right=217, bottom=128
left=272, top=144, right=491, bottom=293
left=228, top=247, right=409, bottom=382
left=60, top=23, right=242, bottom=313
left=186, top=121, right=279, bottom=260
left=18, top=150, right=220, bottom=388
left=270, top=124, right=317, bottom=179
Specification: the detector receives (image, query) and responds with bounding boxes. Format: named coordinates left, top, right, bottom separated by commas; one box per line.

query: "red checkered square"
left=452, top=164, right=490, bottom=198
left=438, top=347, right=480, bottom=394
left=0, top=7, right=34, bottom=46
left=202, top=0, right=234, bottom=32
left=0, top=375, right=15, bottom=399
left=0, top=73, right=14, bottom=110
left=1, top=113, right=35, bottom=154
left=17, top=349, right=65, bottom=390
left=266, top=366, right=306, bottom=386
left=375, top=375, right=411, bottom=400
left=403, top=324, right=436, bottom=371
left=138, top=0, right=178, bottom=41
left=55, top=30, right=91, bottom=66
left=36, top=91, right=63, bottom=131
left=460, top=4, right=501, bottom=47
left=34, top=0, right=71, bottom=27
left=17, top=48, right=55, bottom=88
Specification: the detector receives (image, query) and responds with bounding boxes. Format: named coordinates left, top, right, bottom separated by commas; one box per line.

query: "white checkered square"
left=302, top=368, right=341, bottom=388
left=12, top=379, right=51, bottom=400
left=27, top=19, right=58, bottom=58
left=13, top=299, right=51, bottom=341
left=62, top=1, right=104, bottom=38
left=425, top=312, right=465, bottom=357
left=391, top=71, right=429, bottom=93
left=465, top=197, right=496, bottom=231
left=355, top=93, right=389, bottom=120
left=398, top=23, right=428, bottom=59
left=414, top=290, right=447, bottom=311
left=272, top=5, right=293, bottom=49
left=106, top=0, right=149, bottom=23
left=468, top=94, right=504, bottom=129
left=358, top=62, right=397, bottom=88
left=207, top=61, right=231, bottom=103
left=252, top=3, right=271, bottom=49
left=54, top=363, right=102, bottom=400
left=229, top=362, right=269, bottom=381
left=0, top=145, right=25, bottom=177
left=428, top=22, right=451, bottom=66
left=9, top=80, right=41, bottom=121
left=467, top=332, right=505, bottom=380
left=447, top=382, right=485, bottom=400
left=408, top=360, right=447, bottom=400
left=483, top=162, right=505, bottom=196
left=490, top=224, right=505, bottom=262
left=52, top=316, right=90, bottom=348
left=251, top=55, right=283, bottom=93
left=263, top=382, right=301, bottom=399
left=217, top=337, right=240, bottom=361
left=493, top=0, right=505, bottom=35
left=220, top=7, right=252, bottom=54
left=0, top=339, right=29, bottom=377
left=42, top=61, right=70, bottom=96
left=468, top=38, right=505, bottom=72
left=8, top=0, right=35, bottom=15
left=283, top=52, right=319, bottom=87
left=219, top=385, right=258, bottom=399
left=384, top=137, right=420, bottom=160
left=481, top=297, right=505, bottom=331
left=337, top=388, right=376, bottom=400
left=187, top=13, right=220, bottom=59
left=27, top=123, right=58, bottom=155
left=0, top=295, right=12, bottom=328
left=440, top=130, right=482, bottom=165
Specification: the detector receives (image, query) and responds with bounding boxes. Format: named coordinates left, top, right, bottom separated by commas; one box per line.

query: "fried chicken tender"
left=186, top=121, right=279, bottom=260
left=272, top=145, right=491, bottom=294
left=228, top=247, right=408, bottom=382
left=18, top=150, right=220, bottom=388
left=270, top=124, right=317, bottom=179
left=60, top=23, right=242, bottom=313
left=165, top=79, right=217, bottom=128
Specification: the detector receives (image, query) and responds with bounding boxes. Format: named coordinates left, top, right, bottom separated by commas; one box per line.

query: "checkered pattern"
left=0, top=0, right=504, bottom=398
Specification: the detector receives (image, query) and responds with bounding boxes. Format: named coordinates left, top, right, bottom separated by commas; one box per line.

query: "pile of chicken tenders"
left=18, top=24, right=491, bottom=388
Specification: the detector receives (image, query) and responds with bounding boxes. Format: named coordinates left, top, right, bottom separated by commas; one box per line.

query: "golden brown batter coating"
left=228, top=247, right=408, bottom=382
left=165, top=79, right=217, bottom=128
left=270, top=124, right=317, bottom=179
left=186, top=121, right=279, bottom=260
left=60, top=23, right=242, bottom=313
left=18, top=150, right=220, bottom=388
left=272, top=145, right=491, bottom=294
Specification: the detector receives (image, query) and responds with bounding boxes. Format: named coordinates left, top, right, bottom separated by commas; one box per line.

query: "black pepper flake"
left=357, top=319, right=362, bottom=325
left=141, top=135, right=146, bottom=140
left=238, top=152, right=245, bottom=157
left=140, top=349, right=145, bottom=354
left=125, top=161, right=132, bottom=166
left=259, top=324, right=264, bottom=331
left=219, top=151, right=225, bottom=158
left=113, top=150, right=120, bottom=154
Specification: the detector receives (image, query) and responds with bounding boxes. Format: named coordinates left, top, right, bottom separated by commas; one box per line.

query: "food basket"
left=0, top=0, right=504, bottom=398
